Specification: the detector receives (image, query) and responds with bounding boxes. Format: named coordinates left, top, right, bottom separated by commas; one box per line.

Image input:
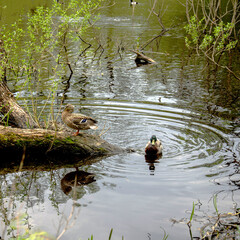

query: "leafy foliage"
left=184, top=0, right=240, bottom=81
left=1, top=0, right=101, bottom=73
left=0, top=0, right=102, bottom=125
left=184, top=16, right=238, bottom=55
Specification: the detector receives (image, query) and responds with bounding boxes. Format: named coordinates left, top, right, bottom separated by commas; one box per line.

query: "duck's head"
left=150, top=135, right=157, bottom=145
left=64, top=104, right=74, bottom=113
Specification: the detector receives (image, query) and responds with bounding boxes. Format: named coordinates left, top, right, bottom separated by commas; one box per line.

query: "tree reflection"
left=0, top=164, right=99, bottom=239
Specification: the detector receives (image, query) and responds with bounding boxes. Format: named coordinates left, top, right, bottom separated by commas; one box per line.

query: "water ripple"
left=76, top=98, right=231, bottom=177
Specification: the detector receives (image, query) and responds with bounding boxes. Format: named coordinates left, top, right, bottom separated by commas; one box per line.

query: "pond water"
left=0, top=1, right=240, bottom=240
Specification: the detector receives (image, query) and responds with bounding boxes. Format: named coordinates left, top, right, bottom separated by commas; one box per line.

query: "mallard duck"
left=145, top=135, right=163, bottom=155
left=62, top=104, right=98, bottom=136
left=130, top=0, right=138, bottom=5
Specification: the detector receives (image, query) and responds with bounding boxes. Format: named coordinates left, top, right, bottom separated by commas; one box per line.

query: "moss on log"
left=0, top=125, right=123, bottom=168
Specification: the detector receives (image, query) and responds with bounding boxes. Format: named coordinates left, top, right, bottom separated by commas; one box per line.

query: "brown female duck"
left=62, top=104, right=98, bottom=136
left=145, top=135, right=163, bottom=155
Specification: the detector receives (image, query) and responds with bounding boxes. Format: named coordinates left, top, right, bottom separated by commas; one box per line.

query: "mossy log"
left=0, top=81, right=123, bottom=170
left=0, top=125, right=123, bottom=169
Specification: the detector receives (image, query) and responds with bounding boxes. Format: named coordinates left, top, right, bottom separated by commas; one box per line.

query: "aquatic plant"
left=184, top=0, right=240, bottom=81
left=186, top=196, right=240, bottom=239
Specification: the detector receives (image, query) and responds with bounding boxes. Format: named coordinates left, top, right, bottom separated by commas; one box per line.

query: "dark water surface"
left=0, top=1, right=240, bottom=239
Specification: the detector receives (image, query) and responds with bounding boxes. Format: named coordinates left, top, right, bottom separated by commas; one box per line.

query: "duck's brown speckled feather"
left=145, top=137, right=162, bottom=155
left=62, top=104, right=98, bottom=133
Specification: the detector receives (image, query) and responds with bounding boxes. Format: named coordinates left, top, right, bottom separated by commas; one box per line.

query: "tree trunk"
left=0, top=82, right=38, bottom=128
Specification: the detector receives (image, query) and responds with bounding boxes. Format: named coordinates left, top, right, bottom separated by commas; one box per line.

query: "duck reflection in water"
left=145, top=135, right=163, bottom=174
left=145, top=153, right=162, bottom=174
left=61, top=168, right=96, bottom=195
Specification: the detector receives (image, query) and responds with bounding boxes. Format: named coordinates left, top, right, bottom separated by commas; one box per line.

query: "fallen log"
left=0, top=125, right=124, bottom=169
left=0, top=82, right=123, bottom=170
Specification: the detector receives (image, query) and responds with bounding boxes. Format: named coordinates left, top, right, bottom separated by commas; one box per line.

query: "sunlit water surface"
left=1, top=1, right=240, bottom=239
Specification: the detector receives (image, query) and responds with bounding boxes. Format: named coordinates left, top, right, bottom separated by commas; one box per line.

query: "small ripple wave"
left=78, top=99, right=231, bottom=177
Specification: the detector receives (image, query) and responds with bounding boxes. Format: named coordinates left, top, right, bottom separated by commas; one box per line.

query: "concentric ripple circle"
left=74, top=99, right=231, bottom=177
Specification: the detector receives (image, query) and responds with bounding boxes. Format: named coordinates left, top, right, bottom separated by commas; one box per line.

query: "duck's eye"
left=80, top=119, right=87, bottom=123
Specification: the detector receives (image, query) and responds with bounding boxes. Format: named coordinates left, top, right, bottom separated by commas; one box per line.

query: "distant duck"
left=62, top=104, right=98, bottom=136
left=130, top=0, right=138, bottom=6
left=145, top=135, right=163, bottom=155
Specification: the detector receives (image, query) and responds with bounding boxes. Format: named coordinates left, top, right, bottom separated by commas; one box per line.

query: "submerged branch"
left=130, top=50, right=156, bottom=65
left=141, top=29, right=167, bottom=50
left=77, top=34, right=92, bottom=58
left=203, top=51, right=240, bottom=81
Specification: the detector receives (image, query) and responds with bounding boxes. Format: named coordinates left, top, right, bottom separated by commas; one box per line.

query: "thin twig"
left=98, top=121, right=111, bottom=137
left=56, top=175, right=78, bottom=240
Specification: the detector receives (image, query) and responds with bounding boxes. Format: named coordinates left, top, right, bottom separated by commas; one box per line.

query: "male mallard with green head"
left=130, top=0, right=138, bottom=5
left=62, top=104, right=98, bottom=136
left=145, top=135, right=163, bottom=155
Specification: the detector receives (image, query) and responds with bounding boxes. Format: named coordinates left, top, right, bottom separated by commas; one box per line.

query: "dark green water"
left=0, top=1, right=240, bottom=239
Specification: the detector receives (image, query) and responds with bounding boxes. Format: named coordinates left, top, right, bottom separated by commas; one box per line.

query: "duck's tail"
left=90, top=125, right=98, bottom=130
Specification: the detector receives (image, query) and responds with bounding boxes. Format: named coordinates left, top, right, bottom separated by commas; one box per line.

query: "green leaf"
left=213, top=195, right=219, bottom=215
left=189, top=202, right=195, bottom=222
left=109, top=228, right=113, bottom=240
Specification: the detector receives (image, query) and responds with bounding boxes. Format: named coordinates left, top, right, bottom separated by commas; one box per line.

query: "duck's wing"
left=86, top=116, right=98, bottom=124
left=156, top=139, right=162, bottom=147
left=145, top=141, right=152, bottom=149
left=156, top=139, right=163, bottom=153
left=71, top=114, right=97, bottom=126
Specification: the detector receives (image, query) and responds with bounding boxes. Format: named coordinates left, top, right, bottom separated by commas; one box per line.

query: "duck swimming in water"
left=62, top=104, right=98, bottom=136
left=130, top=0, right=138, bottom=6
left=145, top=135, right=163, bottom=155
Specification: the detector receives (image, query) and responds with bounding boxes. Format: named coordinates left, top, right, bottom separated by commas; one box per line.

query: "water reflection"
left=145, top=153, right=162, bottom=174
left=61, top=168, right=96, bottom=195
left=0, top=0, right=240, bottom=239
left=0, top=166, right=100, bottom=239
left=0, top=100, right=233, bottom=239
left=0, top=96, right=237, bottom=239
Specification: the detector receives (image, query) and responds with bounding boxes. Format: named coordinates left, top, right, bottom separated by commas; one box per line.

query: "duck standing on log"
left=145, top=135, right=163, bottom=155
left=62, top=104, right=98, bottom=136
